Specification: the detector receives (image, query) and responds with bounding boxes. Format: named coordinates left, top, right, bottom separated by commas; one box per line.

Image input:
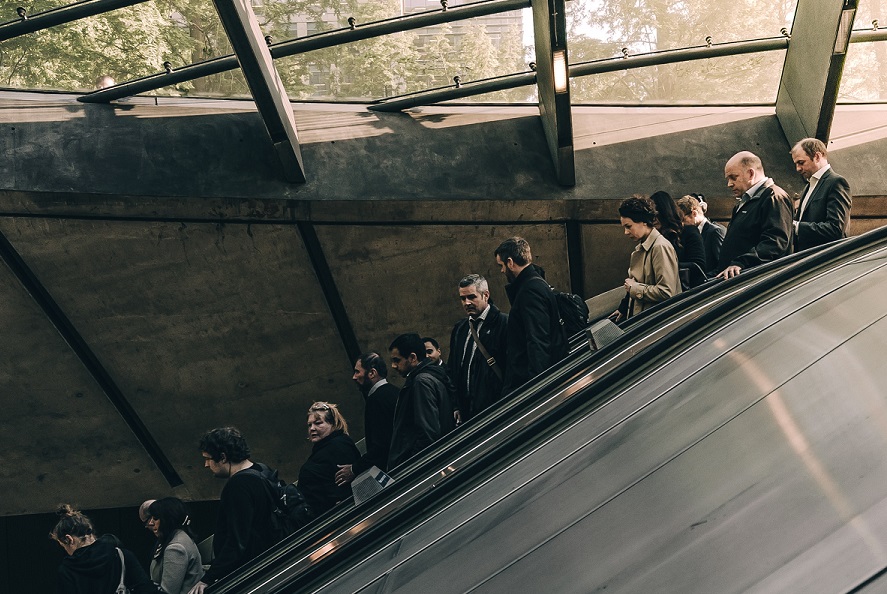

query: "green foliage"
left=566, top=0, right=797, bottom=103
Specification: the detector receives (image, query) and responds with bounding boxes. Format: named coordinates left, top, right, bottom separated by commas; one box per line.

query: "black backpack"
left=533, top=277, right=590, bottom=339
left=554, top=289, right=590, bottom=338
left=245, top=465, right=315, bottom=539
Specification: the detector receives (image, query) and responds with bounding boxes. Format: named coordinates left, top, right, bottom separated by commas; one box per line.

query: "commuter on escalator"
left=146, top=497, right=204, bottom=594
left=300, top=401, right=360, bottom=513
left=494, top=237, right=568, bottom=395
left=51, top=504, right=156, bottom=594
left=189, top=427, right=280, bottom=594
left=650, top=190, right=707, bottom=289
left=387, top=333, right=456, bottom=470
left=610, top=195, right=682, bottom=322
left=676, top=194, right=726, bottom=278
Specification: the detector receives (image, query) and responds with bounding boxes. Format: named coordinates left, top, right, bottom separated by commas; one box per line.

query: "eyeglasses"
left=309, top=403, right=333, bottom=412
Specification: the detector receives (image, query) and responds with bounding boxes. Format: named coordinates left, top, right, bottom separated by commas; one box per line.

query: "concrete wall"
left=0, top=92, right=885, bottom=523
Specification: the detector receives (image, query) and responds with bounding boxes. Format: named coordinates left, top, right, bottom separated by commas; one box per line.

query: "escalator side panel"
left=312, top=262, right=887, bottom=592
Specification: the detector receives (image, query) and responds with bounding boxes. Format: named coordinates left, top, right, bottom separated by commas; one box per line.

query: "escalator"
left=215, top=225, right=887, bottom=593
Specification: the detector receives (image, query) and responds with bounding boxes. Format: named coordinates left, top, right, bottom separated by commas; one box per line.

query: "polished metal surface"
left=301, top=244, right=887, bottom=592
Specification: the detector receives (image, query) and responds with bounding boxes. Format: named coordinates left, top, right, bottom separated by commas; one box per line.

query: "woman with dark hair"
left=650, top=190, right=707, bottom=288
left=300, top=401, right=361, bottom=516
left=146, top=497, right=204, bottom=594
left=50, top=504, right=155, bottom=594
left=610, top=195, right=682, bottom=322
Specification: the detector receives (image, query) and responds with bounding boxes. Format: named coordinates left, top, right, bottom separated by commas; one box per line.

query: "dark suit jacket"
left=717, top=184, right=794, bottom=273
left=448, top=304, right=508, bottom=422
left=795, top=168, right=852, bottom=251
left=701, top=220, right=726, bottom=276
left=351, top=381, right=398, bottom=476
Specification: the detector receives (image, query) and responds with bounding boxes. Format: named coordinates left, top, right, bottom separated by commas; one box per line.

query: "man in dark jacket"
left=790, top=138, right=852, bottom=251
left=387, top=333, right=455, bottom=470
left=190, top=427, right=279, bottom=593
left=448, top=274, right=508, bottom=423
left=335, top=352, right=399, bottom=486
left=494, top=237, right=568, bottom=395
left=716, top=151, right=794, bottom=280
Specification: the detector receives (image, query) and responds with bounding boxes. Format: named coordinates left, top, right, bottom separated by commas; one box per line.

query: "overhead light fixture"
left=553, top=50, right=568, bottom=93
left=834, top=7, right=856, bottom=54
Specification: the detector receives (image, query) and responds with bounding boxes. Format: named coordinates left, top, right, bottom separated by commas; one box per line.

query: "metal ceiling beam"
left=776, top=0, right=859, bottom=143
left=368, top=71, right=535, bottom=112
left=531, top=0, right=574, bottom=186
left=212, top=0, right=305, bottom=182
left=0, top=0, right=149, bottom=42
left=78, top=0, right=529, bottom=103
left=0, top=229, right=183, bottom=488
left=569, top=36, right=790, bottom=77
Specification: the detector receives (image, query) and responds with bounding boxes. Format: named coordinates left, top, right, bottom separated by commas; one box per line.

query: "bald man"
left=715, top=151, right=794, bottom=280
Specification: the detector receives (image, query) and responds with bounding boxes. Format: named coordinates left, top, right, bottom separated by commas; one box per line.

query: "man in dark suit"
left=494, top=237, right=567, bottom=394
left=448, top=274, right=508, bottom=424
left=790, top=138, right=852, bottom=251
left=677, top=194, right=726, bottom=277
left=715, top=151, right=794, bottom=280
left=334, top=352, right=398, bottom=487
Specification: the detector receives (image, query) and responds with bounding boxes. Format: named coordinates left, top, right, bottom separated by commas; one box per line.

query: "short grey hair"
left=459, top=274, right=489, bottom=293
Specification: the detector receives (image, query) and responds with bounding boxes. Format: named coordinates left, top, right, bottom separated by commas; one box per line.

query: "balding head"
left=138, top=499, right=156, bottom=524
left=725, top=151, right=765, bottom=198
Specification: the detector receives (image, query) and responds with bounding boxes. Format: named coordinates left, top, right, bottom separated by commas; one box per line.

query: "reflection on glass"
left=565, top=0, right=797, bottom=62
left=570, top=51, right=786, bottom=104
left=839, top=0, right=887, bottom=102
left=275, top=2, right=531, bottom=102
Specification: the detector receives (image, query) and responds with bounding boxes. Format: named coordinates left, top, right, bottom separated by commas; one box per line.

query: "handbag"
left=115, top=547, right=131, bottom=594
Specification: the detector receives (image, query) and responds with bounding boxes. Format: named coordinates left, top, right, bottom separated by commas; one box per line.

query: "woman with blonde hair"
left=300, top=402, right=361, bottom=516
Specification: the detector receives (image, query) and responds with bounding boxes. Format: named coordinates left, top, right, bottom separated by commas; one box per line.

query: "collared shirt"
left=697, top=217, right=710, bottom=234
left=461, top=304, right=491, bottom=394
left=798, top=163, right=831, bottom=221
left=367, top=378, right=388, bottom=398
left=740, top=178, right=768, bottom=206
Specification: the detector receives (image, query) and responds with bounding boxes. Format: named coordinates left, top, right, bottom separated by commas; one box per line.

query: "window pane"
left=570, top=51, right=786, bottom=104
left=838, top=0, right=887, bottom=102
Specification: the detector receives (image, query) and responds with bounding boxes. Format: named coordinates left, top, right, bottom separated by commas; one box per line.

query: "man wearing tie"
left=447, top=274, right=508, bottom=424
left=790, top=138, right=852, bottom=251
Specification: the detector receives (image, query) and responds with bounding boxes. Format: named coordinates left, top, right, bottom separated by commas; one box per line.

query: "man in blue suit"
left=790, top=138, right=852, bottom=252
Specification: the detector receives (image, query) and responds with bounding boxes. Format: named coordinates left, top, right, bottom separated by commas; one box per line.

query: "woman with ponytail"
left=145, top=497, right=204, bottom=594
left=50, top=504, right=154, bottom=594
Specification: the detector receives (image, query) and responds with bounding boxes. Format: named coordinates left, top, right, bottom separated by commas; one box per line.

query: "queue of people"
left=50, top=138, right=852, bottom=593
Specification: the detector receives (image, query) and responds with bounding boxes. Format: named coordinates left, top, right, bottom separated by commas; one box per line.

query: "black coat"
left=298, top=430, right=360, bottom=515
left=351, top=381, right=398, bottom=476
left=795, top=168, right=852, bottom=251
left=448, top=304, right=508, bottom=422
left=676, top=225, right=707, bottom=288
left=717, top=185, right=794, bottom=273
left=700, top=220, right=727, bottom=276
left=502, top=265, right=568, bottom=394
left=388, top=358, right=455, bottom=470
left=56, top=536, right=155, bottom=594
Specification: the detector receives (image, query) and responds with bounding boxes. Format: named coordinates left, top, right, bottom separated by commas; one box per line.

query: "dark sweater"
left=203, top=462, right=279, bottom=584
left=298, top=430, right=360, bottom=515
left=56, top=536, right=155, bottom=594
